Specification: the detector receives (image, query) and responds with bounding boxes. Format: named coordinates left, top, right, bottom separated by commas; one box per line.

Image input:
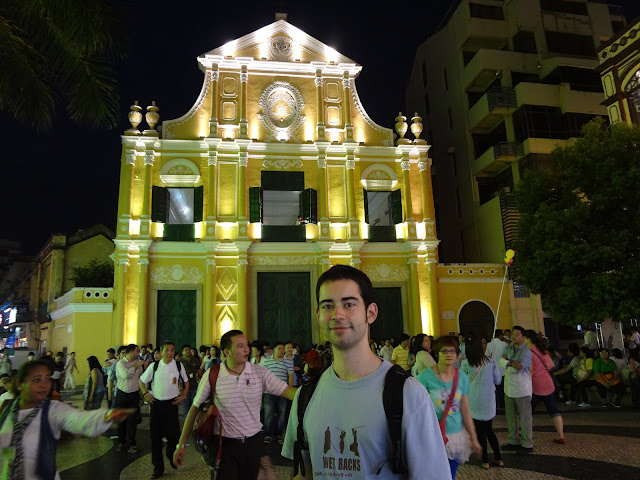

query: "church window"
left=363, top=189, right=403, bottom=242
left=152, top=186, right=203, bottom=241
left=249, top=171, right=317, bottom=242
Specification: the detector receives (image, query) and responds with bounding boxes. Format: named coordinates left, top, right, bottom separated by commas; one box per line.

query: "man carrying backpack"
left=139, top=341, right=189, bottom=479
left=281, top=265, right=451, bottom=479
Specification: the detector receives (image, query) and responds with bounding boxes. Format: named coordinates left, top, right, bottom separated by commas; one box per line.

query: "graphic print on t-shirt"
left=320, top=425, right=363, bottom=473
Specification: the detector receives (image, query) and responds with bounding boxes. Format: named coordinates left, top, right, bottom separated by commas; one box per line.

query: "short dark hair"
left=221, top=330, right=244, bottom=353
left=107, top=348, right=115, bottom=354
left=494, top=329, right=503, bottom=338
left=316, top=264, right=375, bottom=308
left=568, top=343, right=580, bottom=357
left=117, top=345, right=127, bottom=355
left=580, top=346, right=592, bottom=357
left=399, top=333, right=410, bottom=342
left=12, top=360, right=53, bottom=395
left=273, top=340, right=285, bottom=349
left=125, top=344, right=138, bottom=354
left=161, top=341, right=175, bottom=351
left=181, top=344, right=192, bottom=352
left=512, top=326, right=525, bottom=335
left=432, top=335, right=460, bottom=357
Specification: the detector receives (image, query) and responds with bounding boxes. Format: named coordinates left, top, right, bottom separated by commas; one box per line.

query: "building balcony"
left=538, top=55, right=599, bottom=80
left=468, top=86, right=516, bottom=133
left=522, top=137, right=570, bottom=156
left=458, top=17, right=509, bottom=51
left=463, top=49, right=537, bottom=92
left=473, top=142, right=523, bottom=175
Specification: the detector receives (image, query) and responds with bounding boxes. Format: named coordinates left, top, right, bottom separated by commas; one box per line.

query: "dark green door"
left=370, top=287, right=403, bottom=344
left=156, top=290, right=197, bottom=350
left=258, top=272, right=312, bottom=350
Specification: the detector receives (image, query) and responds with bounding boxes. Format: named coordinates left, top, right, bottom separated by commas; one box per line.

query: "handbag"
left=438, top=368, right=459, bottom=446
left=193, top=365, right=222, bottom=470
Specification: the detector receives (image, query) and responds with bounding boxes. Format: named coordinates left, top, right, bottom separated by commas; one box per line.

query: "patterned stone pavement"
left=57, top=388, right=639, bottom=480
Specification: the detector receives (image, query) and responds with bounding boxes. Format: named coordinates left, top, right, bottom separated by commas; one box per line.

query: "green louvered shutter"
left=152, top=186, right=167, bottom=222
left=390, top=189, right=403, bottom=224
left=193, top=185, right=204, bottom=222
left=299, top=188, right=318, bottom=224
left=363, top=188, right=369, bottom=224
left=249, top=187, right=263, bottom=223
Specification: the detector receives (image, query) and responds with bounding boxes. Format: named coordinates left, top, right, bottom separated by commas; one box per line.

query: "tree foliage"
left=0, top=0, right=127, bottom=131
left=71, top=259, right=113, bottom=288
left=516, top=118, right=640, bottom=327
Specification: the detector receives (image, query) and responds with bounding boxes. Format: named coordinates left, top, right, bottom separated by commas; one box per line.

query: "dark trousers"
left=495, top=377, right=505, bottom=410
left=555, top=371, right=576, bottom=400
left=150, top=399, right=180, bottom=474
left=596, top=381, right=625, bottom=403
left=576, top=380, right=595, bottom=403
left=473, top=418, right=502, bottom=463
left=212, top=432, right=263, bottom=480
left=116, top=389, right=140, bottom=446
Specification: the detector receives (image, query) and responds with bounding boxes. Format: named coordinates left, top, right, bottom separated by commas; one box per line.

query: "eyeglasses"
left=439, top=349, right=457, bottom=355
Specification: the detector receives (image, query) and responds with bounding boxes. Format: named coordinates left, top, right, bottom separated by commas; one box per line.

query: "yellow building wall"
left=63, top=235, right=115, bottom=292
left=476, top=196, right=506, bottom=263
left=47, top=311, right=114, bottom=382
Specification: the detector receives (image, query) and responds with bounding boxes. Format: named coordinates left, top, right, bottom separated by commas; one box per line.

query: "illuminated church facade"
left=45, top=19, right=542, bottom=368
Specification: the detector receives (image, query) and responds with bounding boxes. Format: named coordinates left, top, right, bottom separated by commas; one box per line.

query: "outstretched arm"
left=173, top=405, right=200, bottom=467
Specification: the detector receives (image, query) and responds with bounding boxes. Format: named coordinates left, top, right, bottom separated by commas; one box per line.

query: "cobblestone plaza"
left=57, top=388, right=639, bottom=480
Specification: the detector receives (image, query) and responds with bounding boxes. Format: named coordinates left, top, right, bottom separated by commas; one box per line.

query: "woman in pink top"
left=524, top=330, right=565, bottom=444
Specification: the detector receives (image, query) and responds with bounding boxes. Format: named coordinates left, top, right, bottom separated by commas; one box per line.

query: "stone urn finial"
left=146, top=101, right=160, bottom=130
left=395, top=112, right=408, bottom=140
left=127, top=100, right=142, bottom=134
left=410, top=112, right=423, bottom=139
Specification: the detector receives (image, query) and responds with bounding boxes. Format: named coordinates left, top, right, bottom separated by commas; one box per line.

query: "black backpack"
left=293, top=364, right=409, bottom=477
left=148, top=360, right=185, bottom=390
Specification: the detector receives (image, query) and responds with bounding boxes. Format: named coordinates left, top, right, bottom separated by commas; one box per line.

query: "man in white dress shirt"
left=485, top=329, right=509, bottom=409
left=115, top=344, right=144, bottom=453
left=140, top=341, right=189, bottom=479
left=173, top=329, right=297, bottom=480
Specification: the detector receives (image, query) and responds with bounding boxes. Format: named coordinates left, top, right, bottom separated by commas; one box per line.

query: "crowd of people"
left=1, top=265, right=639, bottom=479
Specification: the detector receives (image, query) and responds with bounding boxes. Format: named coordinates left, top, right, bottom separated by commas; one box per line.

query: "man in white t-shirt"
left=173, top=330, right=297, bottom=480
left=281, top=265, right=451, bottom=479
left=140, top=341, right=189, bottom=479
left=378, top=339, right=393, bottom=362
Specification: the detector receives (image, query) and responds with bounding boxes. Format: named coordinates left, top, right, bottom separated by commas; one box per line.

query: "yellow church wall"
left=217, top=161, right=239, bottom=218
left=349, top=91, right=393, bottom=146
left=436, top=265, right=512, bottom=335
left=63, top=235, right=115, bottom=292
left=163, top=75, right=213, bottom=140
left=327, top=163, right=347, bottom=220
left=409, top=163, right=424, bottom=221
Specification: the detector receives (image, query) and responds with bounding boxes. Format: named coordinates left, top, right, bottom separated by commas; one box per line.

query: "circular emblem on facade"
left=170, top=265, right=184, bottom=281
left=121, top=225, right=127, bottom=232
left=207, top=226, right=214, bottom=234
left=258, top=81, right=305, bottom=141
left=240, top=226, right=247, bottom=234
left=351, top=227, right=358, bottom=235
left=141, top=224, right=148, bottom=232
left=268, top=36, right=294, bottom=61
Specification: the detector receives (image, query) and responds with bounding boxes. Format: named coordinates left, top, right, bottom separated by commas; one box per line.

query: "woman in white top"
left=0, top=360, right=132, bottom=480
left=411, top=333, right=436, bottom=377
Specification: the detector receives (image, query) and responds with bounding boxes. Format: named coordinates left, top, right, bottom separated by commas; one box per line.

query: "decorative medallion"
left=151, top=264, right=204, bottom=284
left=250, top=256, right=317, bottom=266
left=258, top=82, right=305, bottom=142
left=262, top=158, right=303, bottom=170
left=267, top=36, right=294, bottom=61
left=362, top=263, right=409, bottom=282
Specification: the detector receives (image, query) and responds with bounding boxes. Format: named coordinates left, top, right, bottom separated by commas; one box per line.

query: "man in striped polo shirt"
left=260, top=341, right=294, bottom=443
left=173, top=330, right=296, bottom=480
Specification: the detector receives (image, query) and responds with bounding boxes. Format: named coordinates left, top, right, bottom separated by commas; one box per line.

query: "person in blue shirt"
left=461, top=336, right=503, bottom=469
left=419, top=336, right=481, bottom=479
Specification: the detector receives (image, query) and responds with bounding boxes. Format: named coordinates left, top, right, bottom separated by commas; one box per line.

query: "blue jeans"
left=182, top=390, right=197, bottom=416
left=263, top=394, right=288, bottom=437
left=449, top=459, right=460, bottom=479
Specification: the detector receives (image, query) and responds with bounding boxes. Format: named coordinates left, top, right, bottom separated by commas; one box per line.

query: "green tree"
left=71, top=259, right=113, bottom=288
left=0, top=0, right=126, bottom=131
left=516, top=118, right=640, bottom=327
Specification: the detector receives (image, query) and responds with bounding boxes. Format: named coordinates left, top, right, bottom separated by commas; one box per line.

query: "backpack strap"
left=382, top=364, right=409, bottom=475
left=293, top=375, right=320, bottom=477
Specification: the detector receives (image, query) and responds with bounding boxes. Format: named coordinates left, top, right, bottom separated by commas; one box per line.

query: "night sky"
left=2, top=0, right=638, bottom=254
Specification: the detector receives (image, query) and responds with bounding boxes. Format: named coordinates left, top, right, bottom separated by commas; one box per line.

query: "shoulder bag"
left=438, top=368, right=459, bottom=445
left=193, top=365, right=222, bottom=470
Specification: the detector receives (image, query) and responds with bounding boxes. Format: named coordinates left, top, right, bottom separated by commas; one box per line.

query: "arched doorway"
left=458, top=301, right=495, bottom=340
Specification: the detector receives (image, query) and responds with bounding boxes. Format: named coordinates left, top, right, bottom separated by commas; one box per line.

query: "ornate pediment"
left=198, top=20, right=359, bottom=66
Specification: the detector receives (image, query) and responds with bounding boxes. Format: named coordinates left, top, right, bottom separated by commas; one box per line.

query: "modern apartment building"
left=406, top=0, right=623, bottom=264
